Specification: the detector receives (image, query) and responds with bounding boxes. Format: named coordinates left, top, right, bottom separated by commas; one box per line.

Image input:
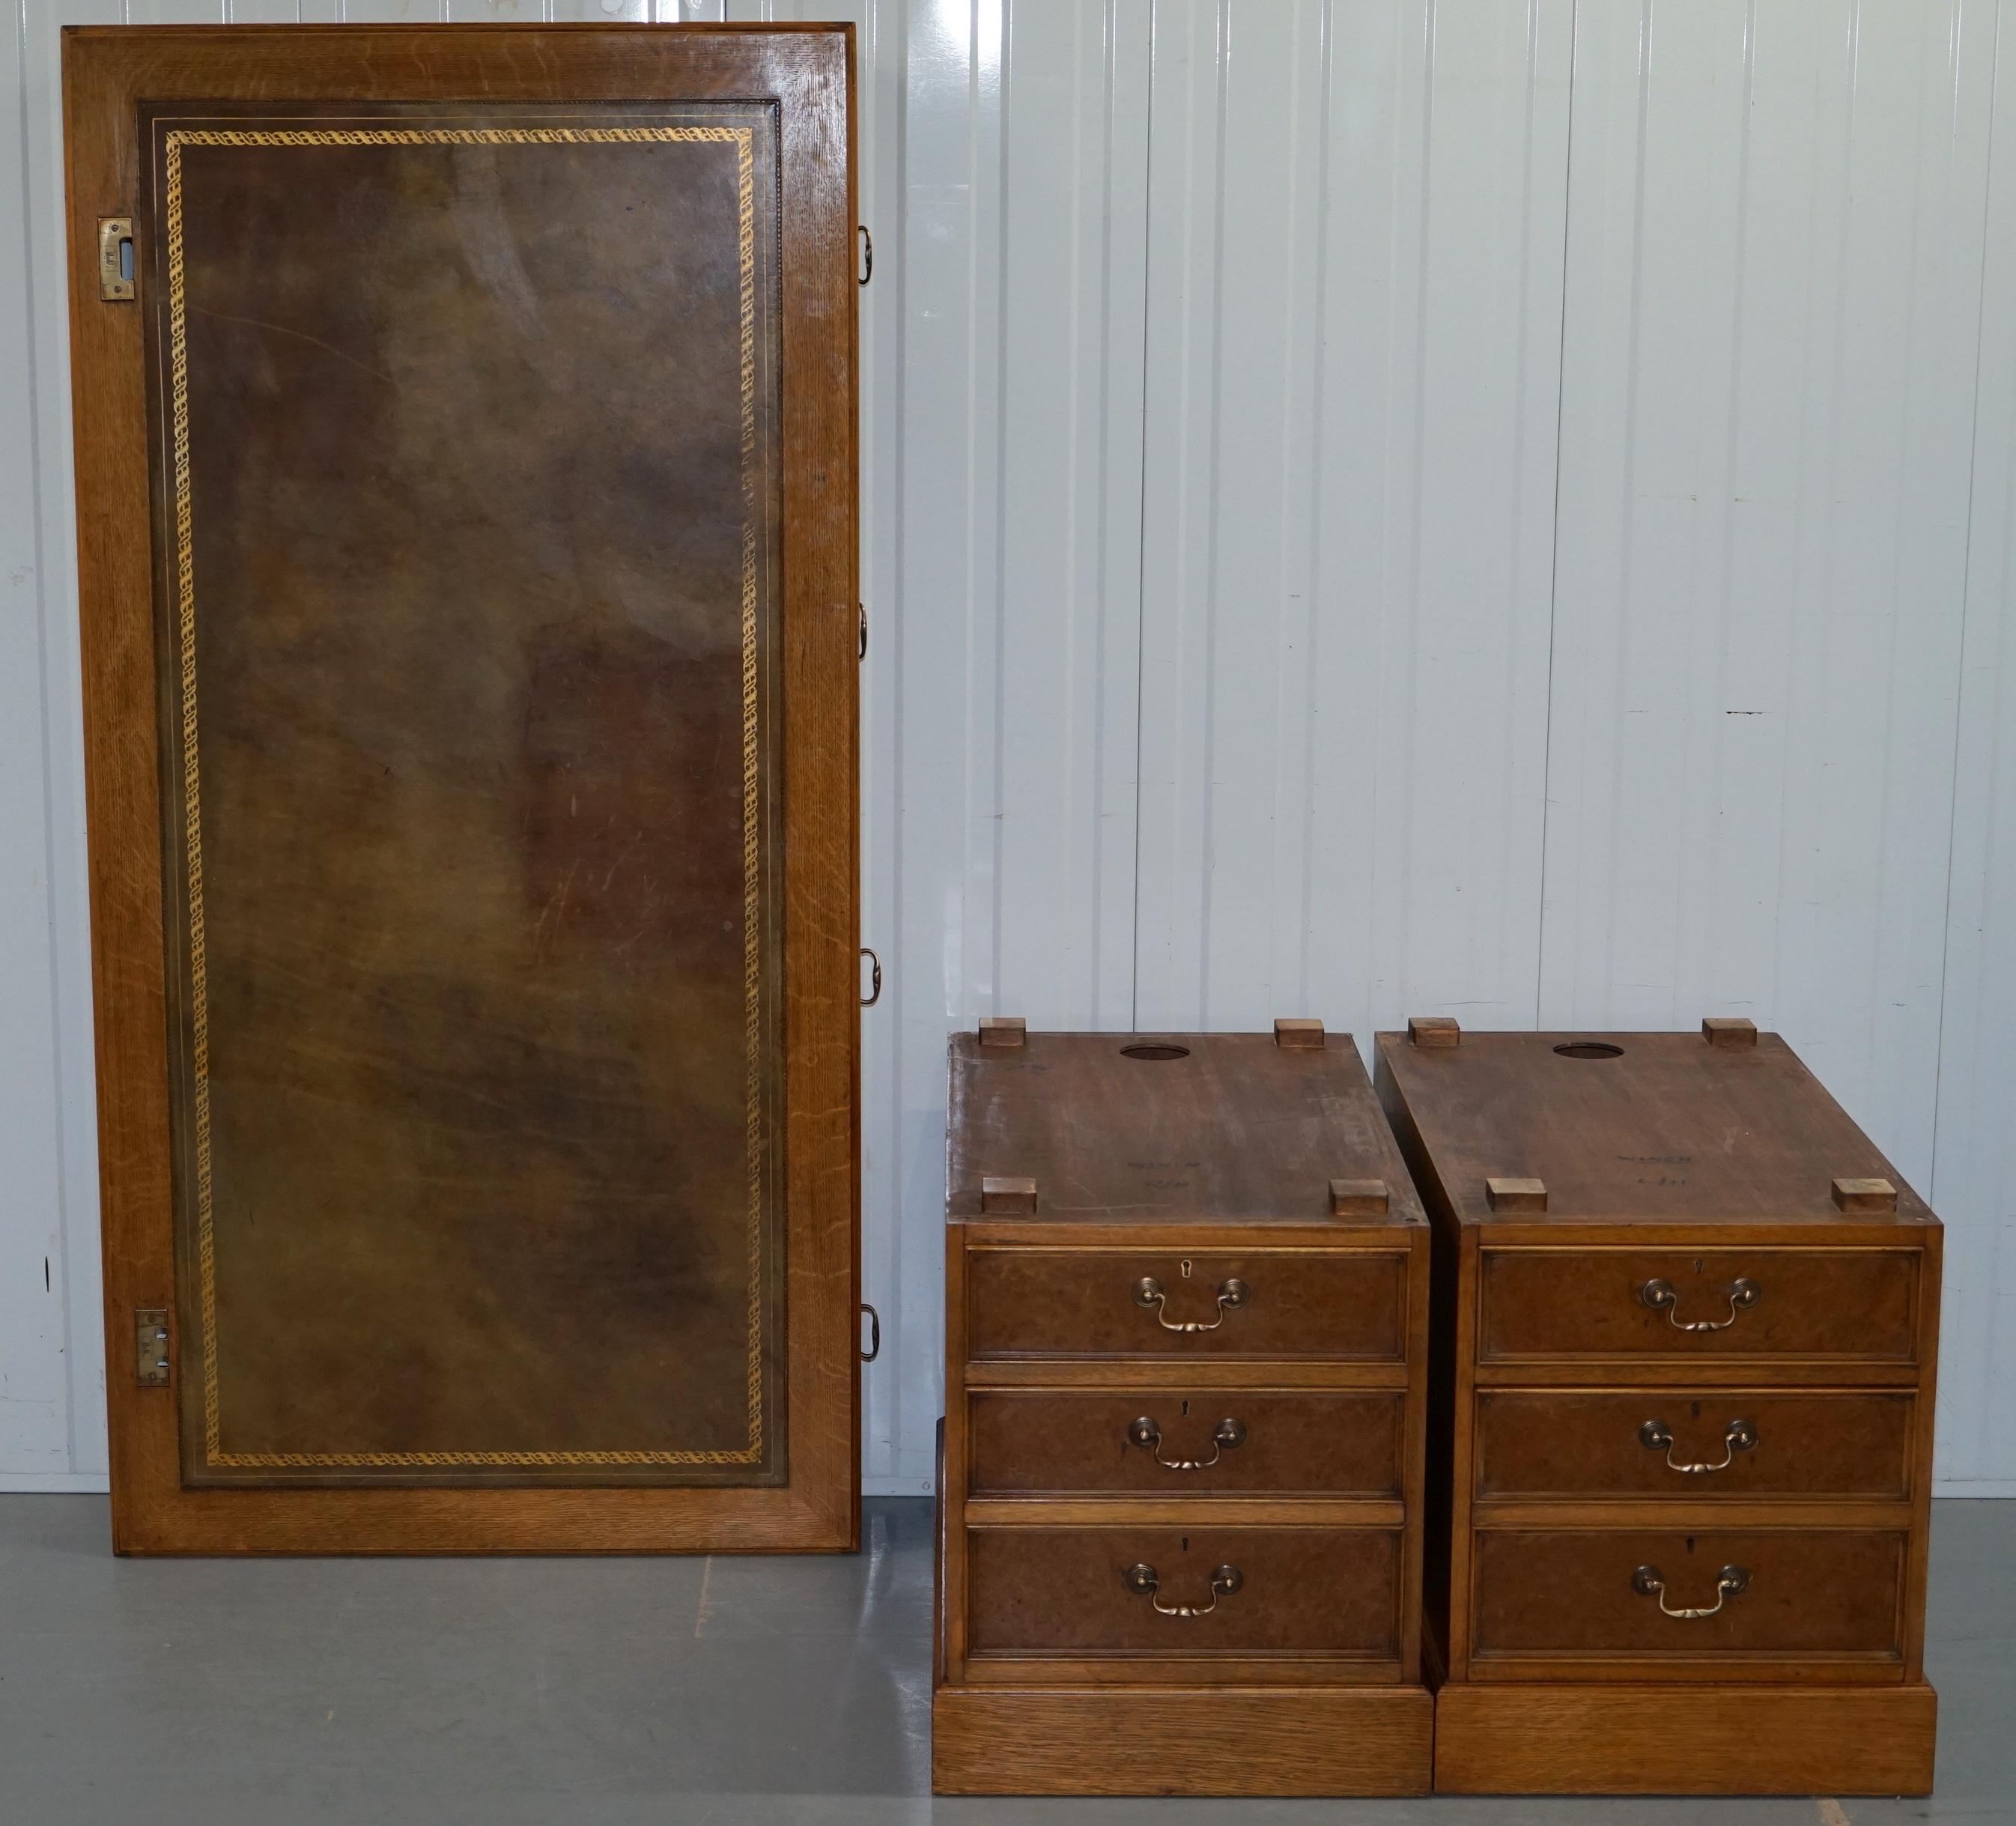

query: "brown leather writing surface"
left=67, top=27, right=857, bottom=1550
left=148, top=104, right=784, bottom=1485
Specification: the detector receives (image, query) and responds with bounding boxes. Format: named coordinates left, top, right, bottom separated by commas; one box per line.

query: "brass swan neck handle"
left=1632, top=1562, right=1750, bottom=1619
left=1639, top=1416, right=1758, bottom=1474
left=1126, top=1415, right=1248, bottom=1470
left=1638, top=1276, right=1760, bottom=1332
left=1132, top=1276, right=1250, bottom=1332
left=1122, top=1562, right=1242, bottom=1618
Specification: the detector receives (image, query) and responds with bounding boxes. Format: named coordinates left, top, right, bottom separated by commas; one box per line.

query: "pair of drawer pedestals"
left=931, top=1016, right=1940, bottom=1800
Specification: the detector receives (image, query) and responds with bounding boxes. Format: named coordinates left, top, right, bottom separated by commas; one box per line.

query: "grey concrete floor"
left=0, top=1496, right=2005, bottom=1826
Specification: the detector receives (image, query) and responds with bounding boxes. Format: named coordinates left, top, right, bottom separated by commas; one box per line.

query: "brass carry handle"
left=1126, top=1416, right=1247, bottom=1471
left=860, top=947, right=881, bottom=1007
left=1639, top=1416, right=1757, bottom=1474
left=1122, top=1562, right=1242, bottom=1617
left=1132, top=1276, right=1250, bottom=1332
left=1638, top=1276, right=1760, bottom=1332
left=1632, top=1562, right=1749, bottom=1619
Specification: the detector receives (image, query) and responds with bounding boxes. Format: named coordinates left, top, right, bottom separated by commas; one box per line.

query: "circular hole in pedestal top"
left=1553, top=1041, right=1625, bottom=1060
left=1120, top=1042, right=1191, bottom=1061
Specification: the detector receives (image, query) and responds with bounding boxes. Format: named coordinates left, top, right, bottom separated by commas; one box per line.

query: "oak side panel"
left=1398, top=1226, right=1430, bottom=1685
left=1904, top=1222, right=1943, bottom=1678
left=942, top=1228, right=971, bottom=1680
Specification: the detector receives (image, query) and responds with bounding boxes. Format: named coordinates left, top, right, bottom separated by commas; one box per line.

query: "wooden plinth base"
left=1433, top=1680, right=1937, bottom=1796
left=931, top=1681, right=1433, bottom=1796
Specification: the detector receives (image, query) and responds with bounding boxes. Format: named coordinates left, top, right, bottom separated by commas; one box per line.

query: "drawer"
left=1478, top=1249, right=1918, bottom=1362
left=968, top=1389, right=1403, bottom=1497
left=968, top=1526, right=1401, bottom=1659
left=966, top=1248, right=1406, bottom=1360
left=1472, top=1528, right=1905, bottom=1666
left=1475, top=1389, right=1916, bottom=1500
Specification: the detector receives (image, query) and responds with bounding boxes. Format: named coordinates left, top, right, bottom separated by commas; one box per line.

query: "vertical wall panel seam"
left=1707, top=0, right=1762, bottom=1018
left=1091, top=0, right=1117, bottom=1019
left=884, top=0, right=914, bottom=1472
left=1502, top=0, right=1537, bottom=1013
left=1978, top=377, right=2016, bottom=1473
left=1194, top=0, right=1230, bottom=1019
left=962, top=0, right=983, bottom=1018
left=1928, top=0, right=2003, bottom=1207
left=1266, top=0, right=1305, bottom=1019
left=1397, top=0, right=1436, bottom=996
left=1534, top=0, right=1579, bottom=1023
left=1294, top=0, right=1337, bottom=1009
left=1599, top=0, right=1655, bottom=1010
left=989, top=0, right=1010, bottom=1004
left=1767, top=0, right=1854, bottom=1028
left=1058, top=0, right=1086, bottom=1015
left=1127, top=0, right=1156, bottom=1030
left=15, top=0, right=77, bottom=1471
left=1866, top=0, right=1940, bottom=1072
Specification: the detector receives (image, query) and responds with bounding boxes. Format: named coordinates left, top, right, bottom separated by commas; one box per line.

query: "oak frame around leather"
left=64, top=23, right=860, bottom=1554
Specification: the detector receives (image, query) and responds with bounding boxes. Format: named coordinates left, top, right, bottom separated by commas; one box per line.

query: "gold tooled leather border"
left=163, top=124, right=768, bottom=1469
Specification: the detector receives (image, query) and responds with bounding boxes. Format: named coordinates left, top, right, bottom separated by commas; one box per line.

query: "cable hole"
left=1553, top=1041, right=1624, bottom=1060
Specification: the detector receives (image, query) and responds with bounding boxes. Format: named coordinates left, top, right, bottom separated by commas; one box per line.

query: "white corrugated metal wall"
left=1, top=0, right=2011, bottom=1498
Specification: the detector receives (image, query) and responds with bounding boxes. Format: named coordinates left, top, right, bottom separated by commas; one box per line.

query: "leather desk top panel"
left=142, top=103, right=786, bottom=1484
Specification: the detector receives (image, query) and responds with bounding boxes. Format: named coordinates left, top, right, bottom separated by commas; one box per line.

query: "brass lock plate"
left=135, top=1308, right=169, bottom=1386
left=98, top=216, right=134, bottom=301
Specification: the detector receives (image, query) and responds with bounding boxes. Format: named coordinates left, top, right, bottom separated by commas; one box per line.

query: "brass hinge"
left=98, top=216, right=134, bottom=302
left=135, top=1308, right=169, bottom=1386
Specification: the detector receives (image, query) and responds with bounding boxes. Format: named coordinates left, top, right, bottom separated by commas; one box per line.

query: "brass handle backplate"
left=1633, top=1562, right=1749, bottom=1619
left=1132, top=1276, right=1250, bottom=1332
left=1126, top=1415, right=1247, bottom=1470
left=1639, top=1416, right=1758, bottom=1474
left=1638, top=1276, right=1760, bottom=1332
left=1122, top=1562, right=1242, bottom=1617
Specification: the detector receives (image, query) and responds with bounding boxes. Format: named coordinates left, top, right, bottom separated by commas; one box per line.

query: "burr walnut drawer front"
left=965, top=1248, right=1407, bottom=1360
left=1470, top=1528, right=1907, bottom=1669
left=1478, top=1249, right=1919, bottom=1363
left=968, top=1389, right=1404, bottom=1497
left=1473, top=1389, right=1917, bottom=1500
left=966, top=1526, right=1402, bottom=1660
